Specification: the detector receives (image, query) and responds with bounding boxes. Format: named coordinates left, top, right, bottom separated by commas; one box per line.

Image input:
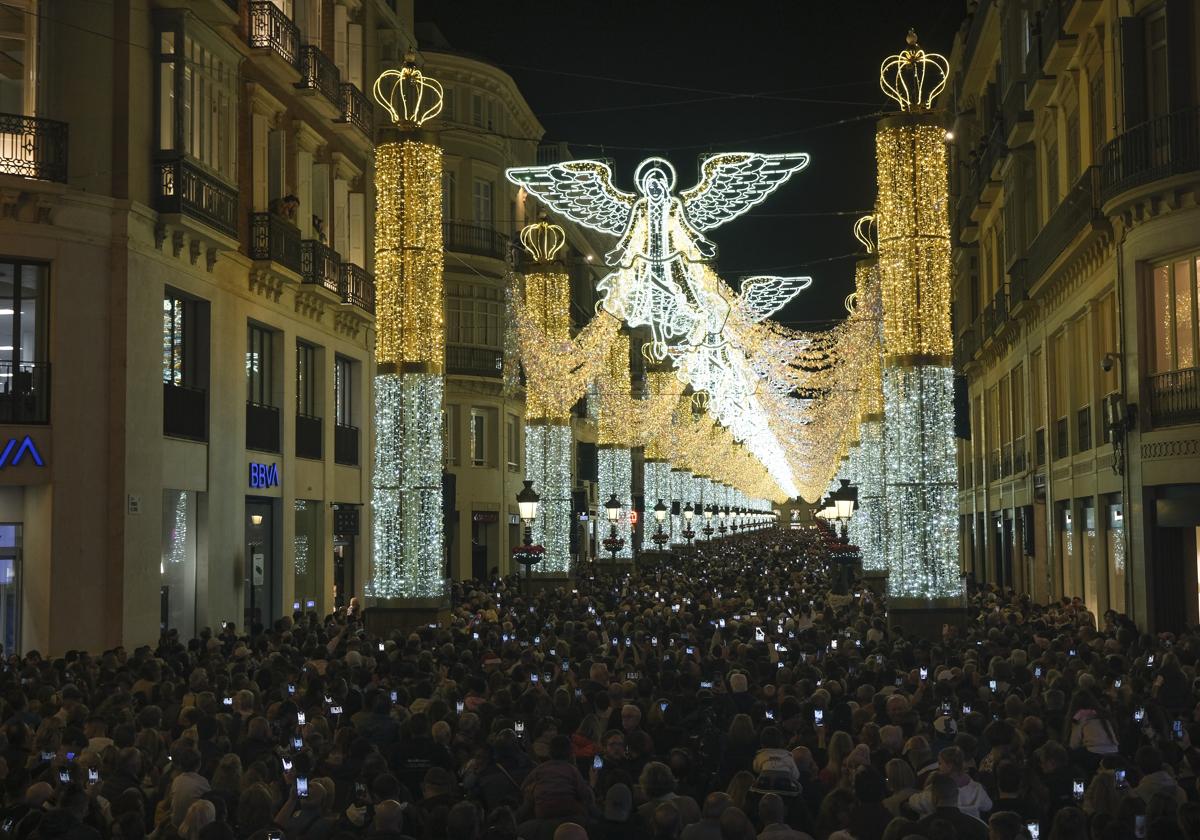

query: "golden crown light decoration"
left=369, top=55, right=447, bottom=601
left=880, top=30, right=950, bottom=113
left=874, top=32, right=963, bottom=612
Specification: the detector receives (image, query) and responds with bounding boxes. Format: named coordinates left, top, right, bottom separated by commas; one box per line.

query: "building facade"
left=950, top=0, right=1200, bottom=630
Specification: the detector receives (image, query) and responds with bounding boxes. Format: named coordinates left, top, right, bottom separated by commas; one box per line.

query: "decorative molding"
left=249, top=268, right=285, bottom=303
left=0, top=189, right=55, bottom=224
left=333, top=308, right=367, bottom=339
left=1141, top=438, right=1200, bottom=460
left=294, top=289, right=327, bottom=322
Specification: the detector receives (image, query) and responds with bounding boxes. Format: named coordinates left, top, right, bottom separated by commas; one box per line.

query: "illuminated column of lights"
left=854, top=248, right=887, bottom=572
left=598, top=332, right=634, bottom=558
left=369, top=59, right=446, bottom=599
left=670, top=467, right=692, bottom=545
left=520, top=221, right=573, bottom=574
left=644, top=459, right=673, bottom=542
left=875, top=33, right=961, bottom=601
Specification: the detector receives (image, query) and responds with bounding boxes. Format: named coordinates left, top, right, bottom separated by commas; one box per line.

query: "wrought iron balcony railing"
left=1147, top=367, right=1200, bottom=428
left=442, top=221, right=510, bottom=260
left=335, top=423, right=359, bottom=466
left=1025, top=165, right=1102, bottom=286
left=249, top=212, right=302, bottom=273
left=163, top=382, right=206, bottom=441
left=296, top=45, right=342, bottom=108
left=156, top=156, right=238, bottom=238
left=339, top=263, right=375, bottom=313
left=0, top=113, right=68, bottom=183
left=246, top=401, right=281, bottom=453
left=300, top=240, right=340, bottom=294
left=446, top=344, right=503, bottom=378
left=336, top=83, right=372, bottom=136
left=1100, top=106, right=1200, bottom=204
left=247, top=0, right=300, bottom=66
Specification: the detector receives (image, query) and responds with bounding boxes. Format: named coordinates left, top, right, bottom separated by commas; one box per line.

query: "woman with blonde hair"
left=819, top=731, right=854, bottom=789
left=882, top=758, right=918, bottom=816
left=726, top=770, right=756, bottom=812
left=179, top=799, right=215, bottom=840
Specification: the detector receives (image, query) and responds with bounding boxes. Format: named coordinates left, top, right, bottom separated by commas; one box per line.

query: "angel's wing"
left=505, top=160, right=636, bottom=236
left=736, top=276, right=813, bottom=322
left=681, top=152, right=810, bottom=231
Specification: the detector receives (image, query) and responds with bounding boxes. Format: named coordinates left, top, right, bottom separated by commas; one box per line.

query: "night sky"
left=419, top=0, right=966, bottom=326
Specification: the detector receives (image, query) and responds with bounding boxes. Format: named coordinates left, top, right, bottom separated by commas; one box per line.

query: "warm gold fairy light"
left=522, top=268, right=573, bottom=421
left=598, top=332, right=635, bottom=446
left=374, top=140, right=444, bottom=371
left=875, top=118, right=952, bottom=362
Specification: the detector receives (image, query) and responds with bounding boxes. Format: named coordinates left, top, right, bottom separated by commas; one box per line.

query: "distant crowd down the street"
left=1, top=528, right=1199, bottom=840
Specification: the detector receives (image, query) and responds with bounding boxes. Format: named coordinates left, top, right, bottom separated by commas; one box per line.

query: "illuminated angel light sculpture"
left=507, top=153, right=813, bottom=497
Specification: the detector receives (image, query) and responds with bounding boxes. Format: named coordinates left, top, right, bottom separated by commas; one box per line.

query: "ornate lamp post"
left=602, top=493, right=626, bottom=562
left=702, top=504, right=715, bottom=540
left=651, top=499, right=669, bottom=550
left=682, top=502, right=696, bottom=545
left=717, top=506, right=729, bottom=536
left=513, top=480, right=543, bottom=594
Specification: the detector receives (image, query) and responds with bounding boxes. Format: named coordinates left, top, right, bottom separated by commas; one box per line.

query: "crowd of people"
left=0, top=526, right=1198, bottom=840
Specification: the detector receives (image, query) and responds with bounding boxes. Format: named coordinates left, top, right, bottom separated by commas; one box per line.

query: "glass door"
left=0, top=524, right=21, bottom=655
left=245, top=500, right=275, bottom=632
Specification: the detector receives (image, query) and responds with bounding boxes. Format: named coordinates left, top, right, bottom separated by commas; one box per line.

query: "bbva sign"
left=249, top=462, right=280, bottom=489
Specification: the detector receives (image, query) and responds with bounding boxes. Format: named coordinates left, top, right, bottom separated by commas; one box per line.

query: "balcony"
left=0, top=362, right=50, bottom=424
left=1025, top=166, right=1102, bottom=288
left=163, top=382, right=206, bottom=441
left=335, top=423, right=359, bottom=466
left=1099, top=106, right=1200, bottom=207
left=1038, top=0, right=1077, bottom=75
left=1147, top=367, right=1200, bottom=428
left=246, top=401, right=281, bottom=453
left=336, top=83, right=373, bottom=138
left=1001, top=442, right=1013, bottom=478
left=339, top=263, right=375, bottom=314
left=249, top=212, right=302, bottom=275
left=446, top=344, right=503, bottom=378
left=300, top=240, right=340, bottom=294
left=295, top=45, right=343, bottom=117
left=1013, top=435, right=1027, bottom=474
left=989, top=449, right=1002, bottom=482
left=984, top=286, right=1009, bottom=338
left=0, top=113, right=68, bottom=183
left=246, top=1, right=300, bottom=83
left=967, top=123, right=1006, bottom=217
left=155, top=156, right=238, bottom=239
left=1002, top=80, right=1034, bottom=147
left=296, top=413, right=322, bottom=460
left=443, top=222, right=509, bottom=261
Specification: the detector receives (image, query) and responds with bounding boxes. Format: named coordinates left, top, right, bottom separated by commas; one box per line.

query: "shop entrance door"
left=0, top=524, right=20, bottom=654
left=244, top=499, right=276, bottom=632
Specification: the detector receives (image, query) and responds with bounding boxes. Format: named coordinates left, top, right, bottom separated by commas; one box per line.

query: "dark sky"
left=418, top=0, right=966, bottom=325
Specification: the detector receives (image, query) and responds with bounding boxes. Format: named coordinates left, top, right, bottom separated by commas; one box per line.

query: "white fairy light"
left=598, top=446, right=633, bottom=558
left=526, top=423, right=573, bottom=573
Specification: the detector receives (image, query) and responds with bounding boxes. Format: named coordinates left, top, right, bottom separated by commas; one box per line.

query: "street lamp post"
left=832, top=478, right=858, bottom=544
left=718, top=506, right=728, bottom=536
left=702, top=504, right=715, bottom=540
left=651, top=498, right=669, bottom=550
left=682, top=502, right=696, bottom=545
left=602, top=493, right=625, bottom=562
left=514, top=480, right=542, bottom=595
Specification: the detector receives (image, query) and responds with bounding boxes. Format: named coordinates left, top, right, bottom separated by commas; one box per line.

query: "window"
left=1072, top=320, right=1091, bottom=452
left=1088, top=66, right=1106, bottom=158
left=1065, top=106, right=1081, bottom=183
left=443, top=87, right=455, bottom=122
left=162, top=290, right=209, bottom=389
left=1044, top=133, right=1060, bottom=211
left=334, top=355, right=354, bottom=427
left=1149, top=255, right=1200, bottom=374
left=0, top=261, right=48, bottom=424
left=297, top=341, right=318, bottom=417
left=0, top=1, right=37, bottom=115
left=472, top=178, right=493, bottom=226
left=445, top=403, right=460, bottom=465
left=1021, top=9, right=1032, bottom=59
left=470, top=409, right=487, bottom=466
left=443, top=171, right=457, bottom=221
left=156, top=15, right=238, bottom=182
left=471, top=92, right=484, bottom=128
left=293, top=499, right=322, bottom=611
left=247, top=323, right=276, bottom=406
left=506, top=415, right=519, bottom=471
left=446, top=283, right=503, bottom=348
left=1146, top=9, right=1169, bottom=119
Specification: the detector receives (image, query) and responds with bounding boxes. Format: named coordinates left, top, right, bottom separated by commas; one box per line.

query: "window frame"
left=296, top=340, right=319, bottom=418
left=334, top=354, right=355, bottom=428
left=246, top=322, right=277, bottom=408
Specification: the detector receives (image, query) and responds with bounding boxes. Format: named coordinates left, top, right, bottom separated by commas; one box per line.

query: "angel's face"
left=642, top=168, right=670, bottom=203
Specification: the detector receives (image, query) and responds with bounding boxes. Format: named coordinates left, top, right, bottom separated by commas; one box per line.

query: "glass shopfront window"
left=1106, top=498, right=1126, bottom=616
left=160, top=490, right=197, bottom=638
left=293, top=499, right=322, bottom=610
